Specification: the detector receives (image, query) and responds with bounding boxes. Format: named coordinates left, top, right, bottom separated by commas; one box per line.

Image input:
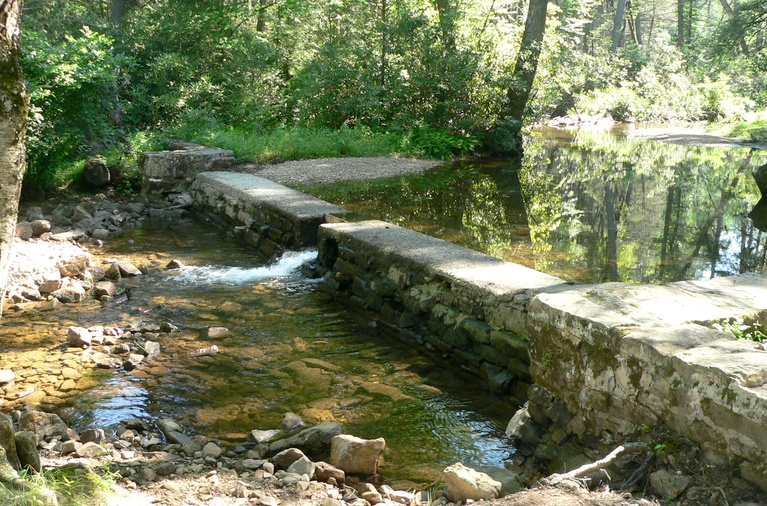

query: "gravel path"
left=240, top=157, right=444, bottom=186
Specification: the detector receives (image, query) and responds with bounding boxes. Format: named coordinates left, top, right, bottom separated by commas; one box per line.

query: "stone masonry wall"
left=317, top=220, right=568, bottom=401
left=189, top=172, right=348, bottom=258
left=138, top=153, right=767, bottom=488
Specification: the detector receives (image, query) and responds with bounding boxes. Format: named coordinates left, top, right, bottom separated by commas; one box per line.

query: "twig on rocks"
left=542, top=442, right=649, bottom=487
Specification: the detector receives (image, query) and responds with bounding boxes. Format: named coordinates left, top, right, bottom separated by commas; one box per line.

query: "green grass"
left=171, top=123, right=410, bottom=163
left=0, top=465, right=119, bottom=505
left=722, top=112, right=767, bottom=143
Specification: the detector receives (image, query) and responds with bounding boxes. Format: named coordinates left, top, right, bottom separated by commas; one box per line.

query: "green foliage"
left=711, top=317, right=767, bottom=343
left=23, top=26, right=130, bottom=193
left=0, top=465, right=118, bottom=505
left=171, top=120, right=407, bottom=163
left=399, top=127, right=479, bottom=160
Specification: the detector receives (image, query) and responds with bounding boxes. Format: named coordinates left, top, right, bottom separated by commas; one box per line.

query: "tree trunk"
left=506, top=0, right=549, bottom=124
left=611, top=0, right=628, bottom=51
left=677, top=0, right=685, bottom=47
left=256, top=0, right=268, bottom=32
left=0, top=0, right=28, bottom=320
left=718, top=0, right=749, bottom=54
left=110, top=0, right=126, bottom=24
left=434, top=0, right=457, bottom=53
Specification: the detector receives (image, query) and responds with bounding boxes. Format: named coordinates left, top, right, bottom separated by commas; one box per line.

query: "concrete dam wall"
left=141, top=146, right=767, bottom=491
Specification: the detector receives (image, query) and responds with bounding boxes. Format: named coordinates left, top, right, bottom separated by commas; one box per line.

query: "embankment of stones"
left=139, top=150, right=767, bottom=490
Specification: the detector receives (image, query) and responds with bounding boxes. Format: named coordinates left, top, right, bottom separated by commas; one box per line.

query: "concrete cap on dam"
left=196, top=171, right=349, bottom=219
left=320, top=220, right=569, bottom=298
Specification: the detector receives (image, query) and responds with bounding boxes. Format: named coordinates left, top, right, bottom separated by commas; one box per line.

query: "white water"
left=169, top=250, right=318, bottom=285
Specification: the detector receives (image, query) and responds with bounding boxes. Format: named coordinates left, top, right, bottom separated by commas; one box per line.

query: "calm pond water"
left=0, top=220, right=516, bottom=489
left=300, top=126, right=767, bottom=283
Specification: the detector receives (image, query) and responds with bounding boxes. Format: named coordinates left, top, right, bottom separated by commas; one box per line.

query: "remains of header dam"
left=141, top=143, right=767, bottom=492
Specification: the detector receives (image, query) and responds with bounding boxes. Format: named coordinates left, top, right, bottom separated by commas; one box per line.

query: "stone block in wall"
left=526, top=276, right=767, bottom=486
left=141, top=145, right=234, bottom=197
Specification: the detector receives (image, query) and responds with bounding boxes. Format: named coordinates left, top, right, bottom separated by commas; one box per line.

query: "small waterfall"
left=168, top=250, right=318, bottom=285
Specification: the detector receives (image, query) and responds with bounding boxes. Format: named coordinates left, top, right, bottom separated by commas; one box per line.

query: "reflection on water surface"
left=301, top=126, right=767, bottom=283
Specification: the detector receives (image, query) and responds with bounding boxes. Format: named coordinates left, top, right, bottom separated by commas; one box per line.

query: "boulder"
left=249, top=429, right=282, bottom=444
left=443, top=462, right=502, bottom=502
left=67, top=327, right=92, bottom=348
left=76, top=442, right=109, bottom=458
left=93, top=281, right=117, bottom=298
left=14, top=432, right=41, bottom=473
left=329, top=434, right=385, bottom=475
left=53, top=282, right=86, bottom=303
left=315, top=461, right=345, bottom=485
left=202, top=442, right=222, bottom=459
left=18, top=411, right=69, bottom=442
left=282, top=412, right=305, bottom=434
left=271, top=448, right=306, bottom=470
left=30, top=220, right=51, bottom=237
left=0, top=370, right=14, bottom=385
left=206, top=327, right=230, bottom=339
left=15, top=222, right=33, bottom=240
left=0, top=415, right=21, bottom=470
left=649, top=469, right=691, bottom=500
left=56, top=255, right=91, bottom=278
left=20, top=287, right=41, bottom=301
left=286, top=456, right=316, bottom=478
left=80, top=429, right=106, bottom=444
left=269, top=422, right=343, bottom=456
left=123, top=354, right=145, bottom=371
left=38, top=279, right=63, bottom=294
left=116, top=261, right=143, bottom=277
left=83, top=158, right=111, bottom=187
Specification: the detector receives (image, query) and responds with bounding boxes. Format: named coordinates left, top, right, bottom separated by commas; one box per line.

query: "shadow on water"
left=300, top=126, right=767, bottom=283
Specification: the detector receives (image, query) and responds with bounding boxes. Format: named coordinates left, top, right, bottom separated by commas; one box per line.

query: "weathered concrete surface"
left=318, top=220, right=569, bottom=397
left=527, top=274, right=767, bottom=485
left=191, top=172, right=349, bottom=256
left=141, top=144, right=234, bottom=197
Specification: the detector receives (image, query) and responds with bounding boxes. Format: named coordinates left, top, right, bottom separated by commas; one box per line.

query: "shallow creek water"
left=0, top=219, right=516, bottom=488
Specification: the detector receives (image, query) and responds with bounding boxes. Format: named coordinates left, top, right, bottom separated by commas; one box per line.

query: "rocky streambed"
left=1, top=190, right=764, bottom=506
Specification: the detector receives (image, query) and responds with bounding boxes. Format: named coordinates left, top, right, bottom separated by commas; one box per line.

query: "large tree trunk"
left=110, top=0, right=126, bottom=24
left=0, top=0, right=28, bottom=320
left=677, top=0, right=685, bottom=48
left=506, top=0, right=549, bottom=124
left=610, top=0, right=628, bottom=51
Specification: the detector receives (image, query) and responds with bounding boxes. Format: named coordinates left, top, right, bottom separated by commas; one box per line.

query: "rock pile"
left=5, top=193, right=196, bottom=310
left=0, top=405, right=435, bottom=506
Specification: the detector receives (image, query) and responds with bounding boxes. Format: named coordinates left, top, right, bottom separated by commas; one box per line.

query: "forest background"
left=19, top=0, right=767, bottom=196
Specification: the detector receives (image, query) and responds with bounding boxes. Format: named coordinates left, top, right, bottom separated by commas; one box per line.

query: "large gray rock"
left=14, top=431, right=41, bottom=473
left=649, top=469, right=691, bottom=499
left=286, top=456, right=316, bottom=478
left=269, top=422, right=343, bottom=456
left=443, top=462, right=501, bottom=502
left=18, top=411, right=69, bottom=442
left=53, top=282, right=86, bottom=303
left=329, top=434, right=385, bottom=475
left=0, top=415, right=21, bottom=470
left=67, top=327, right=92, bottom=348
left=271, top=448, right=306, bottom=470
left=56, top=255, right=91, bottom=278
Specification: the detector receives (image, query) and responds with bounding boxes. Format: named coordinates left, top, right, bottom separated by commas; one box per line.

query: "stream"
left=0, top=219, right=517, bottom=489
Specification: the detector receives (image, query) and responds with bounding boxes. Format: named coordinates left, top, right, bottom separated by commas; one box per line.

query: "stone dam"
left=141, top=144, right=767, bottom=491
